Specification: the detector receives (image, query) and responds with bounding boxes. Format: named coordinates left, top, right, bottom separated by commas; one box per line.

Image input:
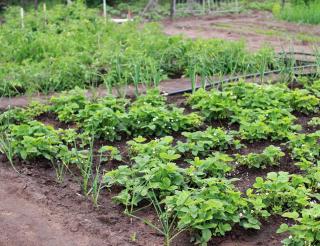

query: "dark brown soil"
left=1, top=93, right=317, bottom=246
left=0, top=163, right=163, bottom=246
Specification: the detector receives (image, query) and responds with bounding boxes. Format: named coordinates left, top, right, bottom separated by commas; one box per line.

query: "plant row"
left=0, top=78, right=320, bottom=245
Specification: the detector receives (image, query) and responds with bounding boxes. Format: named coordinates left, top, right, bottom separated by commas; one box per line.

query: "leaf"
left=276, top=224, right=289, bottom=233
left=282, top=211, right=299, bottom=220
left=201, top=229, right=212, bottom=243
left=133, top=136, right=146, bottom=143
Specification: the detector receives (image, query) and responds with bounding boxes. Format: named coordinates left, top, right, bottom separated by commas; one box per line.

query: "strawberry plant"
left=98, top=96, right=129, bottom=113
left=289, top=89, right=319, bottom=114
left=165, top=178, right=259, bottom=245
left=287, top=131, right=320, bottom=162
left=186, top=152, right=233, bottom=179
left=277, top=204, right=320, bottom=246
left=131, top=89, right=166, bottom=107
left=176, top=127, right=239, bottom=157
left=127, top=104, right=203, bottom=137
left=186, top=88, right=237, bottom=120
left=235, top=145, right=285, bottom=169
left=224, top=82, right=291, bottom=111
left=98, top=145, right=122, bottom=162
left=247, top=172, right=311, bottom=214
left=303, top=79, right=320, bottom=98
left=0, top=102, right=49, bottom=127
left=234, top=108, right=301, bottom=141
left=127, top=136, right=179, bottom=162
left=9, top=121, right=67, bottom=161
left=104, top=157, right=186, bottom=207
left=78, top=103, right=129, bottom=141
left=50, top=87, right=88, bottom=123
left=308, top=117, right=320, bottom=127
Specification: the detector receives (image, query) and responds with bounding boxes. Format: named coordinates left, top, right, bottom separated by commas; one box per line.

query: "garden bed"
left=1, top=76, right=320, bottom=245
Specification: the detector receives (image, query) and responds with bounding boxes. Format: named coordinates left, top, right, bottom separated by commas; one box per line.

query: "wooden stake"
left=20, top=7, right=24, bottom=29
left=103, top=0, right=107, bottom=23
left=43, top=3, right=47, bottom=25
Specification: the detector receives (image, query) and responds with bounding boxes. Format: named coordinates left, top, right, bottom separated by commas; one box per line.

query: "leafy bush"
left=288, top=131, right=320, bottom=162
left=277, top=204, right=320, bottom=246
left=235, top=145, right=285, bottom=169
left=186, top=152, right=233, bottom=179
left=234, top=108, right=300, bottom=141
left=165, top=178, right=260, bottom=245
left=78, top=103, right=128, bottom=141
left=104, top=156, right=186, bottom=207
left=308, top=117, right=320, bottom=127
left=290, top=89, right=319, bottom=114
left=127, top=136, right=179, bottom=161
left=50, top=87, right=88, bottom=123
left=186, top=88, right=237, bottom=120
left=0, top=102, right=48, bottom=127
left=247, top=172, right=311, bottom=214
left=176, top=127, right=239, bottom=157
left=127, top=103, right=203, bottom=137
left=9, top=121, right=70, bottom=161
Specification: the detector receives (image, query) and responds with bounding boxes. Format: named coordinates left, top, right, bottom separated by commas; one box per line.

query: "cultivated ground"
left=162, top=11, right=320, bottom=53
left=1, top=10, right=320, bottom=246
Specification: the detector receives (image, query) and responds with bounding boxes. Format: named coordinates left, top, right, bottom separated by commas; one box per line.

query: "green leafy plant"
left=186, top=88, right=237, bottom=120
left=186, top=152, right=233, bottom=179
left=50, top=87, right=88, bottom=123
left=235, top=145, right=285, bottom=169
left=308, top=117, right=320, bottom=127
left=247, top=172, right=311, bottom=215
left=234, top=108, right=301, bottom=141
left=176, top=127, right=240, bottom=157
left=127, top=103, right=203, bottom=137
left=289, top=89, right=319, bottom=115
left=9, top=121, right=66, bottom=161
left=277, top=204, right=320, bottom=246
left=165, top=178, right=260, bottom=245
left=127, top=136, right=178, bottom=161
left=288, top=131, right=320, bottom=162
left=78, top=103, right=128, bottom=141
left=104, top=156, right=186, bottom=208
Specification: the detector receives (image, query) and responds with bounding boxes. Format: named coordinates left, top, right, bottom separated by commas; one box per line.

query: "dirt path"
left=0, top=179, right=99, bottom=246
left=162, top=11, right=320, bottom=53
left=0, top=163, right=163, bottom=246
left=0, top=167, right=106, bottom=246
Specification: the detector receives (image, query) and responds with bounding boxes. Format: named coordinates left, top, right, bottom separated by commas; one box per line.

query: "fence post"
left=43, top=3, right=47, bottom=25
left=20, top=7, right=24, bottom=29
left=170, top=0, right=176, bottom=18
left=202, top=0, right=206, bottom=14
left=103, top=0, right=107, bottom=22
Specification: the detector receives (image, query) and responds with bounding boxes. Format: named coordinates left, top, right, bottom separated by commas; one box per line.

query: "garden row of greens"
left=0, top=2, right=279, bottom=97
left=0, top=77, right=320, bottom=245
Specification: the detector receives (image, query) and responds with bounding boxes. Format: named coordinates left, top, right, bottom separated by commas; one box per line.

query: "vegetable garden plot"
left=0, top=2, right=280, bottom=97
left=1, top=77, right=320, bottom=245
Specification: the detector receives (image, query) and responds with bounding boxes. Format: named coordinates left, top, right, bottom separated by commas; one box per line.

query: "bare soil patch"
left=162, top=11, right=320, bottom=53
